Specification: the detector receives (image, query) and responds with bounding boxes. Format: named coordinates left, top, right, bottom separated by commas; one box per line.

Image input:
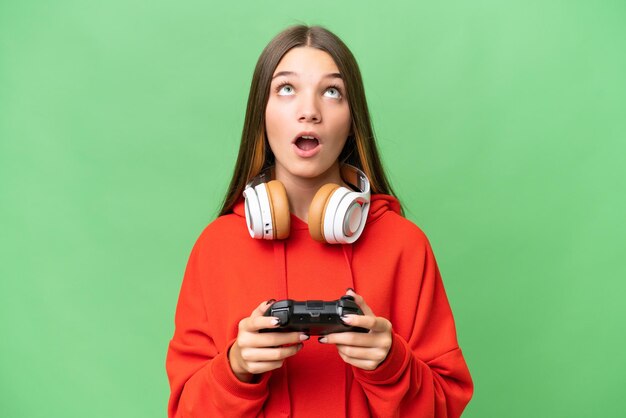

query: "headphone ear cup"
left=243, top=185, right=263, bottom=239
left=266, top=180, right=290, bottom=239
left=308, top=183, right=340, bottom=242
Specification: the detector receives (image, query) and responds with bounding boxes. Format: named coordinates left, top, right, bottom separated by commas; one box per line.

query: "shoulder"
left=365, top=194, right=432, bottom=250
left=365, top=209, right=432, bottom=252
left=191, top=212, right=250, bottom=253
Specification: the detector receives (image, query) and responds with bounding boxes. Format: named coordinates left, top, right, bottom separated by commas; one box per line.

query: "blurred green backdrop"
left=1, top=0, right=624, bottom=417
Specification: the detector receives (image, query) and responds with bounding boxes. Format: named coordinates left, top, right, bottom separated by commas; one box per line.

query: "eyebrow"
left=271, top=71, right=343, bottom=80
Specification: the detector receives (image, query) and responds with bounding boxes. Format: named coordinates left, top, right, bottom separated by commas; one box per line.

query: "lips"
left=292, top=132, right=321, bottom=157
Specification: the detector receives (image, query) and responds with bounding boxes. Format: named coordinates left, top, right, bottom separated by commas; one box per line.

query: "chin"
left=279, top=160, right=339, bottom=181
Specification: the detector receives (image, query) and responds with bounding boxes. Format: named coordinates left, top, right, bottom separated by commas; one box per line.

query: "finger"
left=341, top=313, right=377, bottom=330
left=336, top=351, right=379, bottom=371
left=245, top=361, right=284, bottom=375
left=238, top=314, right=277, bottom=333
left=343, top=314, right=392, bottom=333
left=240, top=344, right=303, bottom=363
left=321, top=332, right=373, bottom=347
left=335, top=344, right=374, bottom=360
left=239, top=331, right=308, bottom=348
left=346, top=289, right=374, bottom=316
left=253, top=332, right=309, bottom=348
left=248, top=314, right=284, bottom=332
left=335, top=344, right=389, bottom=363
left=250, top=299, right=277, bottom=318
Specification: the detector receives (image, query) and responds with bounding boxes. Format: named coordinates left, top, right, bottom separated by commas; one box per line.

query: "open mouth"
left=295, top=135, right=319, bottom=151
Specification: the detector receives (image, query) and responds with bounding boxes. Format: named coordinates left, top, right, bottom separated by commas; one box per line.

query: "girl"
left=166, top=25, right=473, bottom=417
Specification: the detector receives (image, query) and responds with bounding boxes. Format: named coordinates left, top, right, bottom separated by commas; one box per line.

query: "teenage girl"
left=166, top=25, right=473, bottom=417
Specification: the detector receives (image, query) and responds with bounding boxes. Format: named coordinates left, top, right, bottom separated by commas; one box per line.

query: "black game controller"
left=260, top=295, right=369, bottom=335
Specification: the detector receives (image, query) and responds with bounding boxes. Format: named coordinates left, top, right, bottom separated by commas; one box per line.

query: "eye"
left=277, top=83, right=295, bottom=96
left=324, top=86, right=342, bottom=99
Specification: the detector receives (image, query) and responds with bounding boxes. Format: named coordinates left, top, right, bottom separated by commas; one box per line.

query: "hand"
left=319, top=289, right=393, bottom=371
left=228, top=300, right=309, bottom=382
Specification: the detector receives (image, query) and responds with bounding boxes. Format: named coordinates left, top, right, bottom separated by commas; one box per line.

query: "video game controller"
left=259, top=295, right=369, bottom=335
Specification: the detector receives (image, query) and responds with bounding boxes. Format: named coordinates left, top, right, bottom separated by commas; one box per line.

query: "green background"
left=1, top=0, right=624, bottom=417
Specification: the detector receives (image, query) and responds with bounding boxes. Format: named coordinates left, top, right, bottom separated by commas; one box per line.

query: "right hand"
left=228, top=300, right=309, bottom=382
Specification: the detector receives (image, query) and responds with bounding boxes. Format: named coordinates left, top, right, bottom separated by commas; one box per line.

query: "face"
left=265, top=47, right=351, bottom=183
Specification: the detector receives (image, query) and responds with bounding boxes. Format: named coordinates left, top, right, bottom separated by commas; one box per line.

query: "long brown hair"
left=219, top=25, right=399, bottom=216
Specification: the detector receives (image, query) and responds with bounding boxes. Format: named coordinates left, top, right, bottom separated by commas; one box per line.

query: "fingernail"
left=346, top=287, right=354, bottom=293
left=341, top=315, right=352, bottom=323
left=297, top=343, right=303, bottom=351
left=272, top=317, right=281, bottom=326
left=267, top=298, right=276, bottom=305
left=299, top=334, right=310, bottom=341
left=317, top=337, right=327, bottom=344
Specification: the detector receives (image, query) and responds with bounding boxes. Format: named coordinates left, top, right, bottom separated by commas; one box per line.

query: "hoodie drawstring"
left=341, top=244, right=356, bottom=292
left=341, top=243, right=356, bottom=417
left=273, top=240, right=288, bottom=299
left=270, top=240, right=291, bottom=417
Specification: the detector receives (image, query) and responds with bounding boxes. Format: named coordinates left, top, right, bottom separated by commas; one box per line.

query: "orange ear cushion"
left=266, top=180, right=290, bottom=240
left=308, top=183, right=340, bottom=242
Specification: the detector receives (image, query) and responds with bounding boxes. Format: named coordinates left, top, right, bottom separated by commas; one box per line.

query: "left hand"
left=319, top=289, right=393, bottom=371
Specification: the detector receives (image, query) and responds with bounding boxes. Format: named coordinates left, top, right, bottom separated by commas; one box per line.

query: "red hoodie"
left=166, top=194, right=473, bottom=417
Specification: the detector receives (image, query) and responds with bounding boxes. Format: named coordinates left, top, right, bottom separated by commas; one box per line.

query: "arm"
left=165, top=243, right=270, bottom=418
left=166, top=238, right=306, bottom=418
left=324, top=240, right=473, bottom=417
left=166, top=244, right=269, bottom=418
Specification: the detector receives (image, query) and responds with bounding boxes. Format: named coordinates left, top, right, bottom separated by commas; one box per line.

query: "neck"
left=274, top=163, right=349, bottom=222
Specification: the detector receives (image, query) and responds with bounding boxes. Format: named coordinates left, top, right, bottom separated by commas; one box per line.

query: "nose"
left=298, top=93, right=321, bottom=123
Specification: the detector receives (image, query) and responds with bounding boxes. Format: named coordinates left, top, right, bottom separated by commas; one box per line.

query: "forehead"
left=273, top=47, right=340, bottom=76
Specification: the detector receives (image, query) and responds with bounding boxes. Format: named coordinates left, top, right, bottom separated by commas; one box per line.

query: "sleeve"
left=352, top=236, right=474, bottom=418
left=165, top=238, right=271, bottom=418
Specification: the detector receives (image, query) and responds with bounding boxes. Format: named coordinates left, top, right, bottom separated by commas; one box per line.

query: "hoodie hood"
left=365, top=193, right=402, bottom=222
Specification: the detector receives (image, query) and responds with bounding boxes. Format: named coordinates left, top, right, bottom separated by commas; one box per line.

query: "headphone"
left=243, top=164, right=371, bottom=244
